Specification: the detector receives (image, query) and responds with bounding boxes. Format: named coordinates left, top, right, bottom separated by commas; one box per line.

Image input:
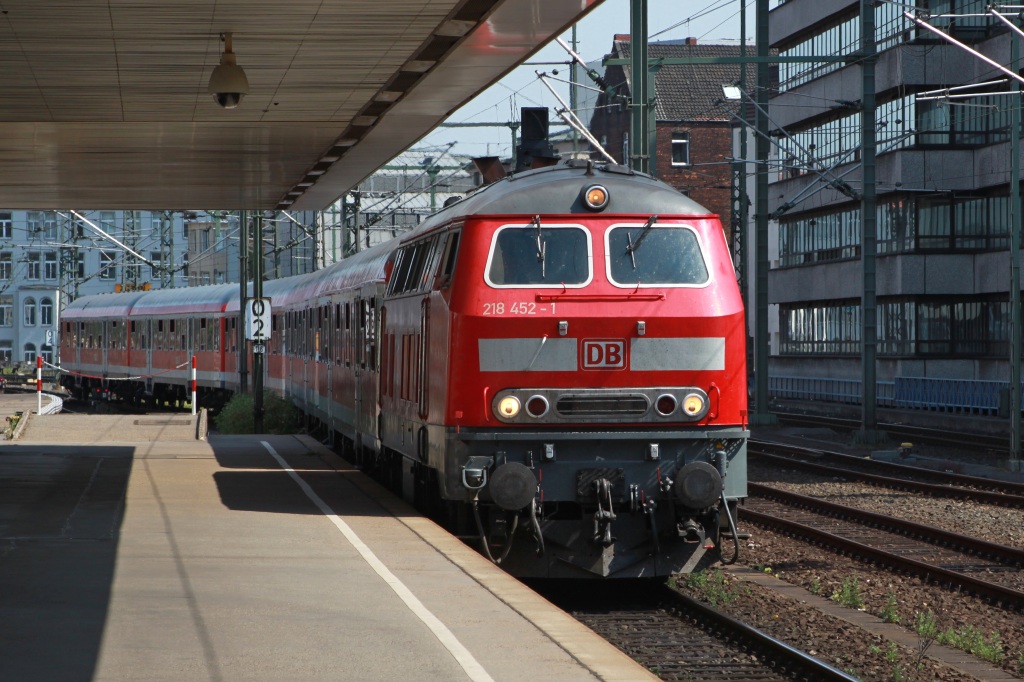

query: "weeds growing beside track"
left=214, top=391, right=299, bottom=434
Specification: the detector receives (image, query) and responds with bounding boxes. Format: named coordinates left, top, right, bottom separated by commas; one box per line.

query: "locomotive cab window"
left=486, top=223, right=592, bottom=287
left=606, top=223, right=710, bottom=287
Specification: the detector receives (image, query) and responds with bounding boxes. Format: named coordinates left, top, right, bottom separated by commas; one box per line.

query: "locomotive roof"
left=411, top=160, right=714, bottom=238
left=63, top=163, right=715, bottom=318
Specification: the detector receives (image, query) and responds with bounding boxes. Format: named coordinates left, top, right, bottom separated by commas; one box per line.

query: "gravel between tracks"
left=687, top=428, right=1024, bottom=681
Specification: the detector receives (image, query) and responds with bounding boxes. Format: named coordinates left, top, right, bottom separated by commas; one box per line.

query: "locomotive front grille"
left=556, top=394, right=649, bottom=417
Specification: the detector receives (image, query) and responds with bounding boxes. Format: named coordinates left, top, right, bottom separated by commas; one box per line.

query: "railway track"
left=751, top=440, right=1024, bottom=506
left=771, top=411, right=1013, bottom=455
left=744, top=483, right=1024, bottom=611
left=543, top=582, right=857, bottom=681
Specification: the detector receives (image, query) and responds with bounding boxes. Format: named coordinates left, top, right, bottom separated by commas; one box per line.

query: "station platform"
left=0, top=403, right=653, bottom=681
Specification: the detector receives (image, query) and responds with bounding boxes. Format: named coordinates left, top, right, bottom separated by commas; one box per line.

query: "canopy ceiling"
left=0, top=0, right=602, bottom=210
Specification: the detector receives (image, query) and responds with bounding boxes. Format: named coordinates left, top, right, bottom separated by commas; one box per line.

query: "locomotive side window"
left=387, top=235, right=441, bottom=296
left=486, top=224, right=591, bottom=287
left=437, top=229, right=461, bottom=288
left=606, top=224, right=710, bottom=287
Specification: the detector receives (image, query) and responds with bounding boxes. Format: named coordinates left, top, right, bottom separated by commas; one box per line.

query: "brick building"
left=588, top=37, right=752, bottom=231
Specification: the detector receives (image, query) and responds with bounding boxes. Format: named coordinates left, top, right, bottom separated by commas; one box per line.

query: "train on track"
left=59, top=159, right=749, bottom=578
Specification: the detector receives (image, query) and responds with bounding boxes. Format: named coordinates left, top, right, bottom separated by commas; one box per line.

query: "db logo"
left=582, top=339, right=626, bottom=370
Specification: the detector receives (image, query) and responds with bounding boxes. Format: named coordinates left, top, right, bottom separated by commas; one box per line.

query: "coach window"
left=308, top=309, right=315, bottom=359
left=607, top=223, right=709, bottom=287
left=486, top=224, right=592, bottom=287
left=334, top=304, right=341, bottom=362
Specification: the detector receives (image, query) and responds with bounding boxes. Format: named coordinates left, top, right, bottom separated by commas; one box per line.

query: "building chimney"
left=614, top=33, right=631, bottom=42
left=685, top=37, right=698, bottom=46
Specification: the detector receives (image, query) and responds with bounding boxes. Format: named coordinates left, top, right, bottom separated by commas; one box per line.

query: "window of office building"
left=880, top=296, right=1010, bottom=357
left=778, top=193, right=1009, bottom=266
left=26, top=211, right=43, bottom=238
left=776, top=1, right=984, bottom=92
left=0, top=212, right=11, bottom=239
left=99, top=211, right=116, bottom=229
left=150, top=251, right=162, bottom=279
left=44, top=252, right=57, bottom=280
left=100, top=251, right=117, bottom=280
left=40, top=298, right=53, bottom=327
left=781, top=296, right=1011, bottom=357
left=0, top=296, right=11, bottom=327
left=26, top=252, right=40, bottom=280
left=43, top=212, right=57, bottom=240
left=0, top=252, right=11, bottom=280
left=23, top=343, right=36, bottom=363
left=24, top=298, right=36, bottom=326
left=780, top=300, right=861, bottom=355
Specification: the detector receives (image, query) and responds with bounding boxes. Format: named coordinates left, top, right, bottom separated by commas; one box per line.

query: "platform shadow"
left=212, top=468, right=416, bottom=518
left=0, top=445, right=133, bottom=681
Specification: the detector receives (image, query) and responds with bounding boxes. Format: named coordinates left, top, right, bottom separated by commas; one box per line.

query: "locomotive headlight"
left=497, top=396, right=521, bottom=418
left=682, top=393, right=705, bottom=416
left=581, top=184, right=609, bottom=211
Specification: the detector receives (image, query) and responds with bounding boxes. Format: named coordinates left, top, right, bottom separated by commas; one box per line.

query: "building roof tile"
left=610, top=38, right=757, bottom=121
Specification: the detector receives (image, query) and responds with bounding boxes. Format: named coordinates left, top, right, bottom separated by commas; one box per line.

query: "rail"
left=40, top=395, right=63, bottom=416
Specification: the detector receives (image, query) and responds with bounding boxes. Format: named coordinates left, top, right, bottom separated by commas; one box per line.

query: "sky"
left=411, top=0, right=752, bottom=165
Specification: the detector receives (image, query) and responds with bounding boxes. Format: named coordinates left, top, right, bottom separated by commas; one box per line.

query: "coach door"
left=356, top=292, right=380, bottom=444
left=418, top=297, right=429, bottom=419
left=354, top=296, right=366, bottom=444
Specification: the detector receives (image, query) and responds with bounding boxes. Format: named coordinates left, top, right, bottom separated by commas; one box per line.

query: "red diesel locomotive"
left=60, top=159, right=749, bottom=578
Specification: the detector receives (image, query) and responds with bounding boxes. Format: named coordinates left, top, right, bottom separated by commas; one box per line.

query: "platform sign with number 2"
left=246, top=298, right=272, bottom=342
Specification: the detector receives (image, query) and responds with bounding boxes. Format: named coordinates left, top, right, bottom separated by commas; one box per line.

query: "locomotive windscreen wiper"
left=532, top=215, right=546, bottom=278
left=626, top=214, right=658, bottom=269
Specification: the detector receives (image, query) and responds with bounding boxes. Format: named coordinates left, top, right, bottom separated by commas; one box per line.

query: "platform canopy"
left=0, top=0, right=602, bottom=211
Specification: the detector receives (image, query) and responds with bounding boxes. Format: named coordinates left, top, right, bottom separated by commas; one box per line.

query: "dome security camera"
left=209, top=34, right=249, bottom=109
